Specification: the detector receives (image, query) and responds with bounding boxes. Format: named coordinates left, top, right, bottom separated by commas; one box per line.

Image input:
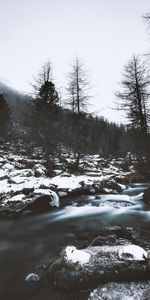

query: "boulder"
left=2, top=163, right=14, bottom=171
left=47, top=244, right=150, bottom=290
left=0, top=189, right=59, bottom=218
left=33, top=189, right=59, bottom=207
left=25, top=189, right=60, bottom=212
left=34, top=164, right=46, bottom=177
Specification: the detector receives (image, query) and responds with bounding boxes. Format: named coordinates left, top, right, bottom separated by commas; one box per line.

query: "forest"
left=0, top=53, right=150, bottom=170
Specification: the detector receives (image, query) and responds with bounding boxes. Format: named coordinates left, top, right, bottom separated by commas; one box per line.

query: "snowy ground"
left=0, top=150, right=138, bottom=216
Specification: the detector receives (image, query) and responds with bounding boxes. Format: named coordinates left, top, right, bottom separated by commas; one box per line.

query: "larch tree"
left=115, top=55, right=150, bottom=155
left=115, top=55, right=149, bottom=134
left=65, top=58, right=92, bottom=166
left=66, top=57, right=90, bottom=114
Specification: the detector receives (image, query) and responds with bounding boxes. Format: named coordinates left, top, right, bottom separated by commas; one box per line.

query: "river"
left=0, top=183, right=150, bottom=300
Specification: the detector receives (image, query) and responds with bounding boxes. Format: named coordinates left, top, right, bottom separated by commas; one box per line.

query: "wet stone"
left=47, top=244, right=150, bottom=291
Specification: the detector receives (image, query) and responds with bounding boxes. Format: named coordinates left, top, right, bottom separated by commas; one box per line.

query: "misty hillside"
left=0, top=79, right=148, bottom=162
left=0, top=82, right=32, bottom=130
left=0, top=81, right=128, bottom=157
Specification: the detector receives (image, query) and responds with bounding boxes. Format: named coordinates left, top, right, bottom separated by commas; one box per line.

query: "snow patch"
left=0, top=157, right=6, bottom=163
left=50, top=174, right=111, bottom=193
left=0, top=170, right=7, bottom=180
left=5, top=194, right=26, bottom=202
left=58, top=191, right=68, bottom=197
left=9, top=176, right=27, bottom=184
left=118, top=245, right=147, bottom=261
left=2, top=163, right=14, bottom=171
left=64, top=246, right=91, bottom=265
left=34, top=189, right=51, bottom=195
left=49, top=190, right=60, bottom=207
left=10, top=169, right=33, bottom=178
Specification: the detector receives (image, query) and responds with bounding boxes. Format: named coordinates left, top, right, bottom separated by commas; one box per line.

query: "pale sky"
left=0, top=0, right=149, bottom=123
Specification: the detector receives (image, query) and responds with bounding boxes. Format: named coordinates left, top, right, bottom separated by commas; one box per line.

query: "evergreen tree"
left=0, top=94, right=11, bottom=137
left=32, top=60, right=59, bottom=108
left=38, top=80, right=59, bottom=107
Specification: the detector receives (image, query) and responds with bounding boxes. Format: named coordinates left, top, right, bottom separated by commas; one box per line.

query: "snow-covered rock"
left=34, top=188, right=60, bottom=207
left=2, top=194, right=26, bottom=203
left=92, top=194, right=133, bottom=208
left=48, top=244, right=150, bottom=290
left=58, top=191, right=68, bottom=197
left=25, top=273, right=40, bottom=282
left=9, top=176, right=27, bottom=184
left=117, top=183, right=126, bottom=190
left=64, top=246, right=91, bottom=265
left=27, top=189, right=60, bottom=212
left=53, top=169, right=63, bottom=176
left=34, top=189, right=52, bottom=195
left=49, top=190, right=60, bottom=207
left=34, top=164, right=46, bottom=177
left=0, top=170, right=8, bottom=180
left=99, top=200, right=133, bottom=208
left=98, top=194, right=132, bottom=202
left=10, top=169, right=33, bottom=178
left=33, top=189, right=60, bottom=207
left=2, top=163, right=14, bottom=171
left=118, top=245, right=147, bottom=261
left=0, top=157, right=6, bottom=163
left=50, top=175, right=82, bottom=192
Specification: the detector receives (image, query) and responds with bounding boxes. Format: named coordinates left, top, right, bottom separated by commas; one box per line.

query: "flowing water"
left=0, top=183, right=150, bottom=300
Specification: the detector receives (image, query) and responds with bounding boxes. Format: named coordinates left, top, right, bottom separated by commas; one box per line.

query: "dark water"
left=0, top=183, right=150, bottom=300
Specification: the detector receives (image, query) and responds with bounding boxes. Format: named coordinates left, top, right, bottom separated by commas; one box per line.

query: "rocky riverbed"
left=0, top=146, right=143, bottom=218
left=0, top=146, right=150, bottom=299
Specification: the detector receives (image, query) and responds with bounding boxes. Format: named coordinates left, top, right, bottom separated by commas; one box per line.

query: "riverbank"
left=0, top=145, right=146, bottom=218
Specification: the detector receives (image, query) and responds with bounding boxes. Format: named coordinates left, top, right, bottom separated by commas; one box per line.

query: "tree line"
left=0, top=55, right=149, bottom=164
left=0, top=13, right=150, bottom=166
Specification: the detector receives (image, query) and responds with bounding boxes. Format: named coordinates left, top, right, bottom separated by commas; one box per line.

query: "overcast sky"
left=0, top=0, right=149, bottom=123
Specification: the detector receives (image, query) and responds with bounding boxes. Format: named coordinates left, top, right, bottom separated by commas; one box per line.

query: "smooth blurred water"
left=0, top=183, right=150, bottom=300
